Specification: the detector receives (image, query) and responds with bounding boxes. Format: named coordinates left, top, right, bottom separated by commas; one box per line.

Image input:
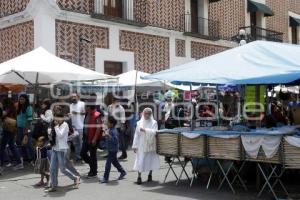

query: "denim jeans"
left=50, top=150, right=77, bottom=187
left=65, top=143, right=80, bottom=176
left=104, top=151, right=125, bottom=180
left=72, top=129, right=83, bottom=160
left=117, top=128, right=127, bottom=156
left=0, top=131, right=22, bottom=166
left=16, top=127, right=35, bottom=161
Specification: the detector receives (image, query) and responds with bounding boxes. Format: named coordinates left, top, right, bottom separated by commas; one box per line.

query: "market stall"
left=157, top=126, right=297, bottom=196
left=0, top=48, right=115, bottom=163
left=145, top=41, right=300, bottom=200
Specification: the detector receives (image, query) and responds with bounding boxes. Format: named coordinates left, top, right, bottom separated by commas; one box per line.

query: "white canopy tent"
left=0, top=47, right=114, bottom=85
left=117, top=70, right=163, bottom=87
left=116, top=70, right=202, bottom=91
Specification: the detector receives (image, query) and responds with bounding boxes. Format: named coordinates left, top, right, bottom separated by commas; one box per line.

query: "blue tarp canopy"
left=144, top=41, right=300, bottom=85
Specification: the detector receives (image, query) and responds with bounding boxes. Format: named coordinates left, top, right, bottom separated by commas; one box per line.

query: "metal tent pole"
left=190, top=83, right=194, bottom=130
left=216, top=85, right=220, bottom=126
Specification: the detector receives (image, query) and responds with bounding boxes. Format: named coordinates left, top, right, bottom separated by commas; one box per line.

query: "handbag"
left=3, top=117, right=17, bottom=133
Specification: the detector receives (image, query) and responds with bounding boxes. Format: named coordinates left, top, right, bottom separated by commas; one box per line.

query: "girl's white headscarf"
left=138, top=107, right=156, bottom=127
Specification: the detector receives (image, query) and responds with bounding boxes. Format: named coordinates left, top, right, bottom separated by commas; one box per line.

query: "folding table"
left=156, top=130, right=182, bottom=183
left=177, top=132, right=206, bottom=186
left=243, top=134, right=288, bottom=200
left=207, top=132, right=247, bottom=194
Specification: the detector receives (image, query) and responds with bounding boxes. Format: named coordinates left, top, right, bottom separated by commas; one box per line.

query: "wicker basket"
left=157, top=132, right=179, bottom=156
left=283, top=140, right=300, bottom=169
left=244, top=147, right=281, bottom=164
left=180, top=135, right=206, bottom=158
left=208, top=136, right=241, bottom=161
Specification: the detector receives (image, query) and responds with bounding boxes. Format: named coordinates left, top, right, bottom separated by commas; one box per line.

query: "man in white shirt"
left=108, top=97, right=127, bottom=160
left=69, top=93, right=85, bottom=161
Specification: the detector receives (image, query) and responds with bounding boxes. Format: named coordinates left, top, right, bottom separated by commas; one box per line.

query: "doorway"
left=104, top=61, right=123, bottom=76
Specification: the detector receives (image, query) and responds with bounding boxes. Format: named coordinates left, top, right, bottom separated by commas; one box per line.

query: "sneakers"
left=13, top=163, right=24, bottom=171
left=86, top=173, right=97, bottom=179
left=75, top=159, right=84, bottom=164
left=73, top=176, right=80, bottom=189
left=45, top=187, right=57, bottom=193
left=118, top=172, right=127, bottom=180
left=118, top=154, right=127, bottom=160
left=34, top=181, right=45, bottom=187
left=99, top=177, right=108, bottom=184
left=5, top=163, right=12, bottom=167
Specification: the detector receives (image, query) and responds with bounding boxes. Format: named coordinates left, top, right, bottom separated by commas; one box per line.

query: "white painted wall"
left=33, top=0, right=56, bottom=54
left=95, top=26, right=135, bottom=73
left=170, top=37, right=195, bottom=68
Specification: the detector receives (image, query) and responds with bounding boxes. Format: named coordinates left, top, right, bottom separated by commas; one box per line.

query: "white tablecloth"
left=241, top=135, right=281, bottom=159
left=285, top=136, right=300, bottom=148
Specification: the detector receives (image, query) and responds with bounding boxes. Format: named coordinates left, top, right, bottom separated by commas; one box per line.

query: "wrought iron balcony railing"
left=91, top=0, right=147, bottom=27
left=183, top=14, right=220, bottom=40
left=239, top=26, right=283, bottom=42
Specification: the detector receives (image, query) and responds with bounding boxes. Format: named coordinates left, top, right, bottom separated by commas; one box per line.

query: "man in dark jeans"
left=81, top=103, right=103, bottom=178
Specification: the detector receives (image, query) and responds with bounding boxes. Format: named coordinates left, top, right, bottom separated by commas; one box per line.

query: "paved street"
left=0, top=150, right=282, bottom=200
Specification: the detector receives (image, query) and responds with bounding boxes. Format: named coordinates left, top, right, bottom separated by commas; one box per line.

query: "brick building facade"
left=0, top=0, right=300, bottom=74
left=0, top=21, right=34, bottom=63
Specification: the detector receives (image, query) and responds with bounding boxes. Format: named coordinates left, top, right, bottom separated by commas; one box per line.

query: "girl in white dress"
left=132, top=108, right=160, bottom=185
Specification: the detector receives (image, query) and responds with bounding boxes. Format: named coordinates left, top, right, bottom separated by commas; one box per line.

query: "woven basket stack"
left=244, top=147, right=281, bottom=164
left=157, top=133, right=179, bottom=156
left=283, top=140, right=300, bottom=169
left=180, top=135, right=206, bottom=158
left=208, top=136, right=241, bottom=161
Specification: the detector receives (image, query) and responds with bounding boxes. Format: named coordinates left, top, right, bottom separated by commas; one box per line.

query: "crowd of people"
left=1, top=87, right=298, bottom=193
left=0, top=92, right=161, bottom=192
